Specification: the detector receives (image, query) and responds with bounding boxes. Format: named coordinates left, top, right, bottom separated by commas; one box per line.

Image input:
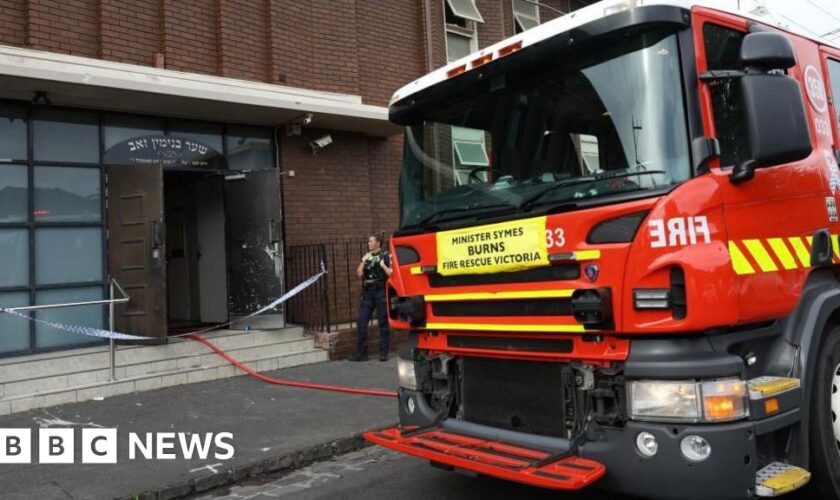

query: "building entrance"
left=164, top=171, right=228, bottom=329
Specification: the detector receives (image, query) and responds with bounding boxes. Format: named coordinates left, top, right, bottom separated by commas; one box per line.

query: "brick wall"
left=0, top=0, right=25, bottom=46
left=28, top=0, right=99, bottom=57
left=219, top=0, right=270, bottom=81
left=100, top=0, right=160, bottom=66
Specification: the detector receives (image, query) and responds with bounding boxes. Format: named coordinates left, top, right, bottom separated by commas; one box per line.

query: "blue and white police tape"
left=0, top=267, right=327, bottom=341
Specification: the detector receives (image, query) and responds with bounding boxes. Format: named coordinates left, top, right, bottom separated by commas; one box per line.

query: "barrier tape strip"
left=0, top=265, right=327, bottom=342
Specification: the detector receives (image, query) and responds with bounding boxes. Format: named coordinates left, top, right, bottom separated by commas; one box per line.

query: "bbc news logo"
left=0, top=429, right=235, bottom=464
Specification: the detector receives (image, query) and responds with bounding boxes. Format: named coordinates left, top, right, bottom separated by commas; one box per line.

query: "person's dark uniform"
left=355, top=249, right=391, bottom=361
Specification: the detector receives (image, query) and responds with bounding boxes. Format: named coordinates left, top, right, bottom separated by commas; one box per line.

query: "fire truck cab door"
left=695, top=10, right=829, bottom=322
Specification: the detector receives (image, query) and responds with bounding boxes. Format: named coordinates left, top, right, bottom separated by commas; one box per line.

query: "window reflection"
left=0, top=103, right=27, bottom=161
left=0, top=165, right=28, bottom=222
left=33, top=167, right=101, bottom=222
left=226, top=125, right=273, bottom=170
left=33, top=109, right=99, bottom=164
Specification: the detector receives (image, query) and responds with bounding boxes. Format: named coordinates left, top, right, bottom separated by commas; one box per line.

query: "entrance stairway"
left=0, top=325, right=327, bottom=415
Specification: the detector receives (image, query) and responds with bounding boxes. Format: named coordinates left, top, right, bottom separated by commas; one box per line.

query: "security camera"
left=309, top=134, right=333, bottom=154
left=301, top=113, right=313, bottom=126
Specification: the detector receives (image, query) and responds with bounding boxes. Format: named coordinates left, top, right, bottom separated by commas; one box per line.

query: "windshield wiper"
left=518, top=170, right=668, bottom=211
left=410, top=203, right=514, bottom=228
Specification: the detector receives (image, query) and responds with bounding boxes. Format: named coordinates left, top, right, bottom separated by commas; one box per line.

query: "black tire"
left=809, top=326, right=840, bottom=498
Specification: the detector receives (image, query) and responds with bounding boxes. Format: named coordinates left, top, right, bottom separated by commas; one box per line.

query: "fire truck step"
left=755, top=462, right=811, bottom=497
left=748, top=376, right=801, bottom=399
left=364, top=426, right=606, bottom=490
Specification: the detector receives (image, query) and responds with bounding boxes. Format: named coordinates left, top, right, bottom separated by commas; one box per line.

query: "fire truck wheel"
left=809, top=325, right=840, bottom=498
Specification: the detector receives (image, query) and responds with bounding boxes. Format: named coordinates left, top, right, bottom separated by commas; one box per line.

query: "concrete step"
left=0, top=326, right=305, bottom=384
left=0, top=348, right=329, bottom=416
left=0, top=335, right=316, bottom=399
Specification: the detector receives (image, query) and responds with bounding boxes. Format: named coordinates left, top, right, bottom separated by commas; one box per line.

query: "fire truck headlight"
left=629, top=380, right=700, bottom=422
left=629, top=379, right=749, bottom=423
left=398, top=358, right=417, bottom=390
left=700, top=379, right=748, bottom=422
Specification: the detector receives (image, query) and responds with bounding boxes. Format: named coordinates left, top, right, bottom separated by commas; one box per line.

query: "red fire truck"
left=364, top=0, right=840, bottom=498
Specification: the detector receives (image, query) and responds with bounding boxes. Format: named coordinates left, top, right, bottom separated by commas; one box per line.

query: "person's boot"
left=349, top=352, right=369, bottom=362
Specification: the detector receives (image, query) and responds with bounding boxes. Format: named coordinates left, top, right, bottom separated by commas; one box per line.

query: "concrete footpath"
left=0, top=356, right=398, bottom=500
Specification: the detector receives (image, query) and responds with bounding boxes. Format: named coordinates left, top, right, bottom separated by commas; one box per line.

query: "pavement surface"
left=0, top=357, right=398, bottom=500
left=195, top=445, right=813, bottom=500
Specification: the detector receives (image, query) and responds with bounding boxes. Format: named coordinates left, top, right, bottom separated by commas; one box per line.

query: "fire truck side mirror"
left=740, top=32, right=797, bottom=71
left=730, top=33, right=811, bottom=185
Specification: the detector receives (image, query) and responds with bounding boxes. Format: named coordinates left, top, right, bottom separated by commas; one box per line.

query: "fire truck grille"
left=460, top=356, right=573, bottom=439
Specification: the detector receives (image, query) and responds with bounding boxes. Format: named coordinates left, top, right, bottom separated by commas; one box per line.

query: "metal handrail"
left=2, top=279, right=132, bottom=382
left=4, top=284, right=130, bottom=312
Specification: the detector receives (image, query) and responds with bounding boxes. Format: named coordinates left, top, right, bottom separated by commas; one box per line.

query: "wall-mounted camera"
left=309, top=134, right=333, bottom=154
left=284, top=113, right=314, bottom=137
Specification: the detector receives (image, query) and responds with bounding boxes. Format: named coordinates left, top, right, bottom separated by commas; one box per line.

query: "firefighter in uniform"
left=350, top=235, right=392, bottom=362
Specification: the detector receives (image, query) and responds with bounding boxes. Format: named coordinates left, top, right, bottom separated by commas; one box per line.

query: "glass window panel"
left=36, top=287, right=104, bottom=349
left=36, top=228, right=103, bottom=285
left=514, top=13, right=540, bottom=32
left=828, top=60, right=840, bottom=133
left=0, top=229, right=29, bottom=287
left=0, top=102, right=27, bottom=161
left=446, top=31, right=473, bottom=62
left=226, top=125, right=274, bottom=170
left=34, top=167, right=101, bottom=222
left=103, top=114, right=165, bottom=152
left=704, top=24, right=749, bottom=168
left=33, top=109, right=99, bottom=164
left=513, top=0, right=538, bottom=17
left=168, top=120, right=224, bottom=153
left=0, top=164, right=28, bottom=222
left=446, top=0, right=483, bottom=23
left=454, top=142, right=489, bottom=166
left=0, top=292, right=30, bottom=354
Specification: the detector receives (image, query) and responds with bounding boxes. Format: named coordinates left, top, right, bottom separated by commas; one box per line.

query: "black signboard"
left=104, top=135, right=227, bottom=169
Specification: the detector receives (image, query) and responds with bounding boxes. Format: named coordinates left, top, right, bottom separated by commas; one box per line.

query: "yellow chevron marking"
left=425, top=290, right=574, bottom=302
left=410, top=266, right=423, bottom=275
left=728, top=241, right=755, bottom=275
left=767, top=238, right=798, bottom=270
left=426, top=322, right=587, bottom=333
left=788, top=237, right=812, bottom=268
left=832, top=235, right=840, bottom=260
left=743, top=240, right=778, bottom=272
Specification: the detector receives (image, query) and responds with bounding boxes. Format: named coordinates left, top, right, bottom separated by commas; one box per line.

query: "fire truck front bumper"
left=364, top=387, right=801, bottom=499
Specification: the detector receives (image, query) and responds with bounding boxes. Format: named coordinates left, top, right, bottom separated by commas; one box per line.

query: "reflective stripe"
left=426, top=322, right=587, bottom=333
left=767, top=238, right=797, bottom=270
left=425, top=290, right=574, bottom=302
left=573, top=250, right=601, bottom=261
left=788, top=237, right=812, bottom=268
left=728, top=241, right=756, bottom=275
left=832, top=235, right=840, bottom=261
left=410, top=266, right=423, bottom=275
left=743, top=239, right=778, bottom=272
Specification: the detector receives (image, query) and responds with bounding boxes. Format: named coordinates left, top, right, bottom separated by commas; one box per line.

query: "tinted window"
left=0, top=229, right=29, bottom=287
left=36, top=287, right=104, bottom=348
left=0, top=103, right=27, bottom=161
left=33, top=109, right=99, bottom=163
left=704, top=24, right=749, bottom=167
left=0, top=164, right=28, bottom=222
left=33, top=166, right=101, bottom=222
left=35, top=228, right=103, bottom=285
left=829, top=60, right=840, bottom=135
left=0, top=292, right=30, bottom=354
left=103, top=114, right=165, bottom=152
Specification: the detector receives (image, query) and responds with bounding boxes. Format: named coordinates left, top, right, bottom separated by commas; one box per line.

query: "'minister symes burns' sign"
left=104, top=135, right=227, bottom=169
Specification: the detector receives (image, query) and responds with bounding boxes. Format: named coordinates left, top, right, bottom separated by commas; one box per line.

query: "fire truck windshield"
left=399, top=30, right=691, bottom=230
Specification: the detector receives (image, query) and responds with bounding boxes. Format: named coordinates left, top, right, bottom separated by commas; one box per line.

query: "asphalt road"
left=197, top=445, right=638, bottom=500
left=197, top=445, right=816, bottom=500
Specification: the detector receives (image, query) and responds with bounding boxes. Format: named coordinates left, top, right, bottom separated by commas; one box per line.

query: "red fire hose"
left=188, top=334, right=398, bottom=398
